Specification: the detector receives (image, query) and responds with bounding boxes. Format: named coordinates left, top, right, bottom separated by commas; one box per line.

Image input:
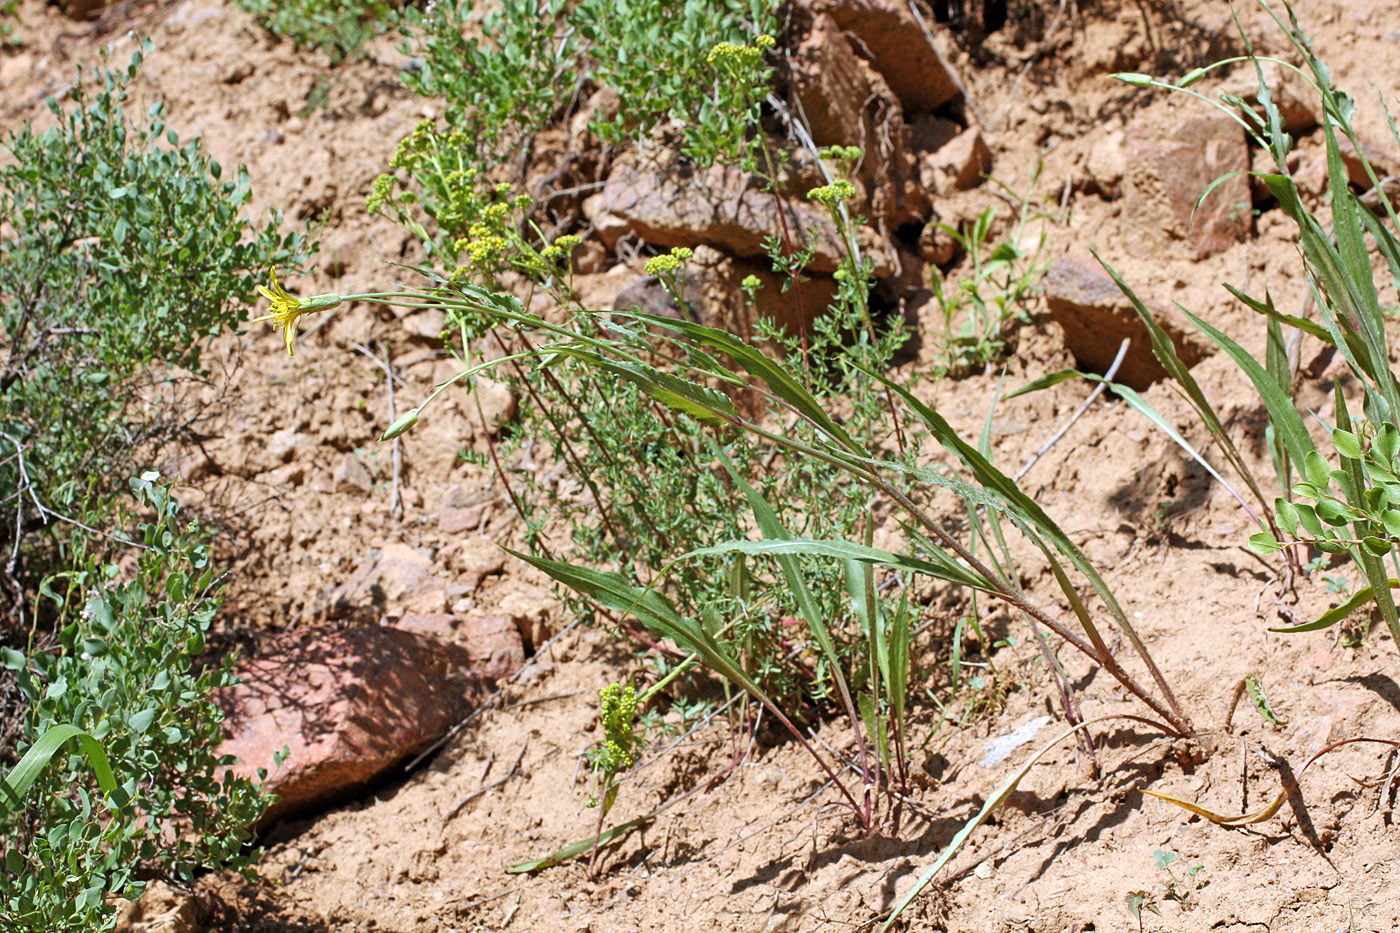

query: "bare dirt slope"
left=5, top=0, right=1400, bottom=930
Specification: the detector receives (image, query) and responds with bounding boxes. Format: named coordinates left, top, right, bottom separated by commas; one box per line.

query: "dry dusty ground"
left=4, top=0, right=1400, bottom=930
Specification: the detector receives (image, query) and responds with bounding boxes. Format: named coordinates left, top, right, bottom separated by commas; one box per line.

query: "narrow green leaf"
left=616, top=311, right=860, bottom=450
left=681, top=538, right=997, bottom=596
left=563, top=350, right=736, bottom=426
left=1269, top=584, right=1380, bottom=633
left=504, top=815, right=651, bottom=874
left=1007, top=369, right=1084, bottom=399
left=1181, top=307, right=1317, bottom=470
left=863, top=363, right=1188, bottom=728
left=1244, top=674, right=1287, bottom=725
left=1, top=725, right=118, bottom=820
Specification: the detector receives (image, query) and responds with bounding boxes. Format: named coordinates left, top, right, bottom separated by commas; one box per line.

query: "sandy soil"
left=5, top=0, right=1400, bottom=930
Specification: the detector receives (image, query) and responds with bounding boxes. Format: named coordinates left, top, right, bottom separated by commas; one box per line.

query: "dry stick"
left=907, top=0, right=989, bottom=131
left=1013, top=338, right=1130, bottom=484
left=0, top=432, right=150, bottom=557
left=348, top=340, right=404, bottom=515
left=501, top=690, right=582, bottom=712
left=442, top=738, right=529, bottom=821
left=384, top=343, right=402, bottom=517
left=347, top=339, right=408, bottom=390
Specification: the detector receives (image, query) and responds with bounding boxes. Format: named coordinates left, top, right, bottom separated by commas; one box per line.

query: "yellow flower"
left=250, top=269, right=342, bottom=356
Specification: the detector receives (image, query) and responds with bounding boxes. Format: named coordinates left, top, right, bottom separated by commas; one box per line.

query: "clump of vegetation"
left=931, top=168, right=1052, bottom=377
left=1099, top=2, right=1400, bottom=651
left=236, top=0, right=399, bottom=65
left=0, top=476, right=272, bottom=933
left=261, top=5, right=1185, bottom=887
left=0, top=39, right=311, bottom=602
left=0, top=39, right=309, bottom=931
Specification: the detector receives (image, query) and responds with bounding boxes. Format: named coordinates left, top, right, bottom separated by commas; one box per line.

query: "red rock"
left=922, top=128, right=992, bottom=191
left=61, top=0, right=106, bottom=19
left=471, top=377, right=517, bottom=434
left=786, top=10, right=928, bottom=226
left=1043, top=254, right=1212, bottom=390
left=328, top=543, right=450, bottom=621
left=1336, top=135, right=1400, bottom=192
left=217, top=625, right=492, bottom=821
left=582, top=154, right=894, bottom=276
left=436, top=504, right=485, bottom=534
left=458, top=614, right=526, bottom=681
left=333, top=453, right=373, bottom=495
left=810, top=0, right=962, bottom=113
left=394, top=612, right=458, bottom=640
left=1224, top=61, right=1319, bottom=136
left=1125, top=102, right=1252, bottom=257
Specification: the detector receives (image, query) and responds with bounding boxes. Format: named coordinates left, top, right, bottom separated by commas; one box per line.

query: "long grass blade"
left=864, top=366, right=1190, bottom=729
left=1, top=724, right=118, bottom=818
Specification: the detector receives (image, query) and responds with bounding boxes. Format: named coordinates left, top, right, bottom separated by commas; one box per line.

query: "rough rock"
left=217, top=625, right=492, bottom=821
left=496, top=589, right=558, bottom=655
left=439, top=534, right=506, bottom=583
left=327, top=542, right=450, bottom=621
left=457, top=614, right=527, bottom=680
left=808, top=0, right=962, bottom=113
left=917, top=221, right=957, bottom=266
left=920, top=127, right=992, bottom=191
left=786, top=9, right=928, bottom=225
left=1336, top=134, right=1400, bottom=191
left=1084, top=129, right=1129, bottom=198
left=266, top=427, right=309, bottom=463
left=403, top=308, right=448, bottom=341
left=582, top=153, right=895, bottom=276
left=612, top=245, right=842, bottom=339
left=435, top=503, right=485, bottom=534
left=333, top=453, right=373, bottom=495
left=393, top=612, right=457, bottom=641
left=470, top=377, right=517, bottom=434
left=613, top=269, right=713, bottom=323
left=1223, top=61, right=1319, bottom=136
left=113, top=881, right=205, bottom=933
left=1124, top=102, right=1252, bottom=257
left=61, top=0, right=106, bottom=19
left=1043, top=254, right=1212, bottom=390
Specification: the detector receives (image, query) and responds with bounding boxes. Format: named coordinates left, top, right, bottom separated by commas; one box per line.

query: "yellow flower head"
left=251, top=268, right=342, bottom=356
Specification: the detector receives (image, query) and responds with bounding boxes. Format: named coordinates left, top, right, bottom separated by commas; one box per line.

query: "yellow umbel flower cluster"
left=807, top=180, right=857, bottom=208
left=644, top=246, right=693, bottom=277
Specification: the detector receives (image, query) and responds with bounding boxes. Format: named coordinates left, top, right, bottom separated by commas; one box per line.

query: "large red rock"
left=1044, top=254, right=1211, bottom=390
left=1125, top=102, right=1252, bottom=258
left=217, top=625, right=493, bottom=821
left=809, top=0, right=962, bottom=113
left=582, top=155, right=895, bottom=277
left=786, top=10, right=929, bottom=225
